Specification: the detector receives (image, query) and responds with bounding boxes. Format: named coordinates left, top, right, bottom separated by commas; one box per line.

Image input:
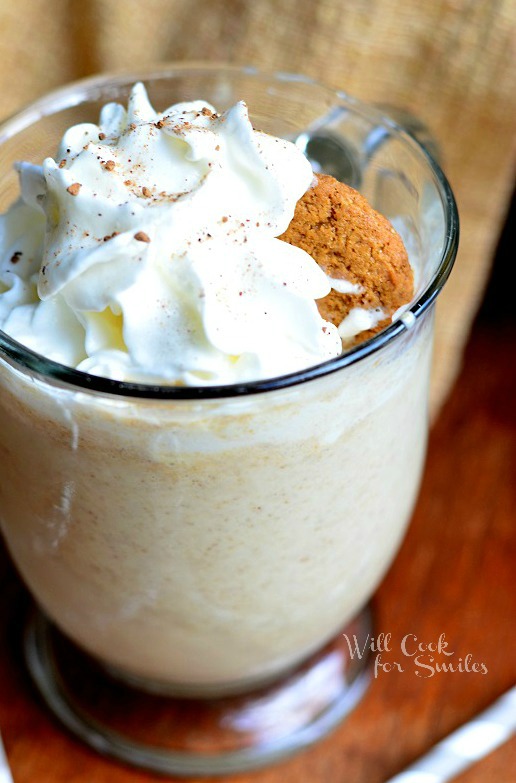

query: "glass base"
left=24, top=607, right=372, bottom=777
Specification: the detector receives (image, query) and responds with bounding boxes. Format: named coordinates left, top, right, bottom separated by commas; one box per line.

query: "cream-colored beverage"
left=0, top=321, right=431, bottom=687
left=0, top=75, right=451, bottom=697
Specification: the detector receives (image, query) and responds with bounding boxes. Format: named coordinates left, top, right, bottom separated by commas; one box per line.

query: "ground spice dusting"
left=134, top=231, right=151, bottom=243
left=67, top=183, right=81, bottom=196
left=141, top=186, right=151, bottom=198
left=103, top=160, right=115, bottom=171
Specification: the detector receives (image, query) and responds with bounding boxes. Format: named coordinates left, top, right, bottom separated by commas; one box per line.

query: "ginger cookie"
left=279, top=174, right=413, bottom=344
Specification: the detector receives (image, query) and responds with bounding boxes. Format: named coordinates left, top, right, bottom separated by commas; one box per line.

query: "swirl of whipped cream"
left=0, top=83, right=342, bottom=385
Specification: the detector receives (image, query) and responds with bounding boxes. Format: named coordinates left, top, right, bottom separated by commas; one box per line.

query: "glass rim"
left=0, top=63, right=459, bottom=400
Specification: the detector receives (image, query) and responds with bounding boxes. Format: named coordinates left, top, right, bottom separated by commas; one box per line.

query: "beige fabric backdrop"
left=1, top=0, right=515, bottom=415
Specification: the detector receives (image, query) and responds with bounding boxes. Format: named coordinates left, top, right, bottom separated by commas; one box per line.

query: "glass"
left=0, top=64, right=458, bottom=776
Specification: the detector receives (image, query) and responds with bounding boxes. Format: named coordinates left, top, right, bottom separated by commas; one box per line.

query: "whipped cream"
left=338, top=307, right=386, bottom=341
left=0, top=83, right=342, bottom=385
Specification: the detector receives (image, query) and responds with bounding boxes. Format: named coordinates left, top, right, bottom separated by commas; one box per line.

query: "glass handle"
left=373, top=105, right=441, bottom=164
left=297, top=106, right=441, bottom=189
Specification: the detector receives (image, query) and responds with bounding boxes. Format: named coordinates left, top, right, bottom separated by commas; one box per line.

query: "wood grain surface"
left=0, top=202, right=514, bottom=782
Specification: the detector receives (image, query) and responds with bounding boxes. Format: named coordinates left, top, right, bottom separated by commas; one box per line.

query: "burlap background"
left=1, top=0, right=514, bottom=415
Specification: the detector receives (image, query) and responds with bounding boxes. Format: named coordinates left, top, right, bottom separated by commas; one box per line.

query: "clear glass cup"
left=0, top=64, right=458, bottom=776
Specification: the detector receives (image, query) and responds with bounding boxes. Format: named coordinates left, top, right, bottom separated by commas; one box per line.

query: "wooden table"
left=1, top=215, right=514, bottom=782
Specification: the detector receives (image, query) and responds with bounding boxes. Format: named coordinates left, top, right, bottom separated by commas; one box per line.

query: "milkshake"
left=0, top=67, right=457, bottom=771
left=0, top=319, right=431, bottom=687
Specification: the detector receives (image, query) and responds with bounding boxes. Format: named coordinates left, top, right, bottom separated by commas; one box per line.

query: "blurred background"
left=0, top=0, right=514, bottom=413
